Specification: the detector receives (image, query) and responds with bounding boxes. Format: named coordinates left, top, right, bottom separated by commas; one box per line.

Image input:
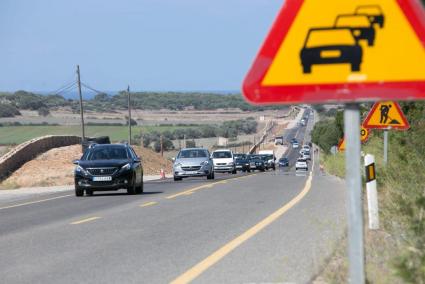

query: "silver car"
left=173, top=148, right=214, bottom=181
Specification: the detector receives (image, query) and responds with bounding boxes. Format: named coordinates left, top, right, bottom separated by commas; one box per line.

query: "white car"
left=292, top=142, right=299, bottom=149
left=301, top=152, right=311, bottom=160
left=295, top=158, right=308, bottom=171
left=302, top=145, right=310, bottom=151
left=211, top=149, right=237, bottom=174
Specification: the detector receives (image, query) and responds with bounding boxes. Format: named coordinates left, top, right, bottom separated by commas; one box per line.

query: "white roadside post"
left=365, top=154, right=379, bottom=230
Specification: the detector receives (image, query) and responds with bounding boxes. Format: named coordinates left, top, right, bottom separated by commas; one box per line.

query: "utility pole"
left=127, top=85, right=132, bottom=145
left=160, top=135, right=164, bottom=157
left=76, top=65, right=85, bottom=148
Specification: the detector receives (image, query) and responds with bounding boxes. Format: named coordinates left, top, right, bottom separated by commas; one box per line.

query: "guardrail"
left=0, top=135, right=81, bottom=181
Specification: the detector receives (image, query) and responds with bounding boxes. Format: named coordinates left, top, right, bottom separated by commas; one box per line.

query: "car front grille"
left=216, top=163, right=226, bottom=166
left=181, top=166, right=201, bottom=171
left=87, top=167, right=117, bottom=176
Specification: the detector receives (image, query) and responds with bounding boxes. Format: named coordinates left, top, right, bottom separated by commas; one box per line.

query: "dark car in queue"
left=260, top=154, right=276, bottom=170
left=73, top=143, right=143, bottom=196
left=248, top=154, right=266, bottom=172
left=334, top=14, right=376, bottom=46
left=355, top=5, right=385, bottom=28
left=278, top=157, right=289, bottom=167
left=300, top=27, right=362, bottom=74
left=173, top=148, right=214, bottom=181
left=234, top=154, right=251, bottom=172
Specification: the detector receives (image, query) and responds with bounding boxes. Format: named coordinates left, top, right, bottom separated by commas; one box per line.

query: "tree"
left=38, top=107, right=50, bottom=117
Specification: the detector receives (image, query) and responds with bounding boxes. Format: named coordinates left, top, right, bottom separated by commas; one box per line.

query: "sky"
left=0, top=0, right=282, bottom=93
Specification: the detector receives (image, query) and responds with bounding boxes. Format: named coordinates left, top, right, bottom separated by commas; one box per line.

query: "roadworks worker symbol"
left=338, top=126, right=369, bottom=151
left=363, top=101, right=410, bottom=130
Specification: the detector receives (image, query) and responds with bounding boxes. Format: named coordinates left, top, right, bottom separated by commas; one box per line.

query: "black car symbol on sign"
left=334, top=14, right=376, bottom=46
left=355, top=5, right=385, bottom=28
left=300, top=28, right=362, bottom=74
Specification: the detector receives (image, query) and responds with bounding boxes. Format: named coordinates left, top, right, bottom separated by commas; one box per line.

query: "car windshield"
left=306, top=29, right=355, bottom=48
left=85, top=147, right=129, bottom=160
left=178, top=149, right=208, bottom=158
left=280, top=158, right=288, bottom=162
left=356, top=6, right=382, bottom=15
left=213, top=151, right=232, bottom=158
left=335, top=15, right=371, bottom=28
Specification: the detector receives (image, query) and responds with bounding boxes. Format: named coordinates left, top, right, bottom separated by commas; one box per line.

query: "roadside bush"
left=311, top=119, right=342, bottom=153
left=186, top=140, right=196, bottom=148
left=153, top=137, right=174, bottom=152
left=0, top=103, right=21, bottom=117
left=38, top=107, right=50, bottom=117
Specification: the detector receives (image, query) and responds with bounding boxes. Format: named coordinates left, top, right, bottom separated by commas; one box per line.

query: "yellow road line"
left=70, top=216, right=101, bottom=225
left=170, top=172, right=313, bottom=284
left=140, top=201, right=158, bottom=208
left=0, top=194, right=73, bottom=211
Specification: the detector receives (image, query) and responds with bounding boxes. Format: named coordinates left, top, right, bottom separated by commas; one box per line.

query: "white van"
left=211, top=149, right=236, bottom=174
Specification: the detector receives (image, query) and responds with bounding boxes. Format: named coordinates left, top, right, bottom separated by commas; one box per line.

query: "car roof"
left=213, top=149, right=232, bottom=152
left=181, top=148, right=207, bottom=151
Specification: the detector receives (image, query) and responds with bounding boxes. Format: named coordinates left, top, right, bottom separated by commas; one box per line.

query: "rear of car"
left=212, top=149, right=236, bottom=174
left=248, top=155, right=266, bottom=172
left=234, top=154, right=250, bottom=172
left=295, top=158, right=308, bottom=171
left=278, top=157, right=289, bottom=167
left=73, top=144, right=143, bottom=196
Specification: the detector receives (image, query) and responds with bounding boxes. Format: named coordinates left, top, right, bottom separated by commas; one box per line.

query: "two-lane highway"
left=0, top=112, right=347, bottom=284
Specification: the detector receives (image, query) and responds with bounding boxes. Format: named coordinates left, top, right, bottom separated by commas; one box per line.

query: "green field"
left=0, top=125, right=193, bottom=145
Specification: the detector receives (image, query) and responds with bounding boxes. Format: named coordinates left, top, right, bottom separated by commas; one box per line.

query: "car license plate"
left=187, top=171, right=197, bottom=175
left=93, top=176, right=112, bottom=182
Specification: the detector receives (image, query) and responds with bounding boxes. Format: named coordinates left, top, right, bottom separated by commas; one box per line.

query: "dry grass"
left=0, top=144, right=172, bottom=189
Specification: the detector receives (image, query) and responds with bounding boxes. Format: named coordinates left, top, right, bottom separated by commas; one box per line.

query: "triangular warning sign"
left=363, top=101, right=410, bottom=130
left=243, top=0, right=425, bottom=105
left=338, top=126, right=370, bottom=151
left=338, top=139, right=346, bottom=151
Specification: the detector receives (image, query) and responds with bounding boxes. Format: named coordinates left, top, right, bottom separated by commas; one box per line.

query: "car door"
left=129, top=148, right=142, bottom=183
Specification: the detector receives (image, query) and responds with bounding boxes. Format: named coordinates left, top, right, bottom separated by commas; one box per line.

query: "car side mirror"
left=134, top=158, right=141, bottom=163
left=72, top=159, right=79, bottom=165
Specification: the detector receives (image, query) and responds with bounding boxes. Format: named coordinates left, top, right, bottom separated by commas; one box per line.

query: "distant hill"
left=0, top=90, right=287, bottom=117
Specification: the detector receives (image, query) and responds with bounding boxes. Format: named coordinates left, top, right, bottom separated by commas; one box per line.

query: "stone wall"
left=0, top=135, right=81, bottom=181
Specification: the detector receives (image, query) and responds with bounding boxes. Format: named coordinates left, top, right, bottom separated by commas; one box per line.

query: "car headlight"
left=228, top=162, right=234, bottom=166
left=75, top=165, right=88, bottom=175
left=174, top=163, right=182, bottom=168
left=201, top=161, right=209, bottom=166
left=121, top=163, right=131, bottom=171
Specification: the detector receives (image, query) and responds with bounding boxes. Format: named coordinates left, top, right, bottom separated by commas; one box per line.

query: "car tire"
left=174, top=176, right=182, bottom=181
left=75, top=185, right=84, bottom=197
left=127, top=174, right=137, bottom=195
left=207, top=171, right=214, bottom=180
left=260, top=169, right=265, bottom=172
left=303, top=64, right=311, bottom=74
left=232, top=168, right=237, bottom=174
left=86, top=189, right=93, bottom=196
left=247, top=169, right=251, bottom=173
left=136, top=180, right=144, bottom=194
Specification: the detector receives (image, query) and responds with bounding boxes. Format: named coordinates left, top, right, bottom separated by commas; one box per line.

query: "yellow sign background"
left=262, top=0, right=425, bottom=85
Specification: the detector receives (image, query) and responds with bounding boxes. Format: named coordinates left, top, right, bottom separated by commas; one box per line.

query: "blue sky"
left=0, top=0, right=282, bottom=93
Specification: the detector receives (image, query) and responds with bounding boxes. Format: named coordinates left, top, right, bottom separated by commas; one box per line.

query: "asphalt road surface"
left=0, top=113, right=347, bottom=284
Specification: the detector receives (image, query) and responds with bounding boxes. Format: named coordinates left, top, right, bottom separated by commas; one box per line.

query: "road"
left=0, top=113, right=346, bottom=284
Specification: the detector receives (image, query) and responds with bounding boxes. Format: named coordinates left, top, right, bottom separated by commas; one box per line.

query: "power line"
left=80, top=82, right=106, bottom=95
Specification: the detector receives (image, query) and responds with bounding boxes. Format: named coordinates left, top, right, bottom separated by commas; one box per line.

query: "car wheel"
left=247, top=169, right=251, bottom=173
left=75, top=185, right=84, bottom=197
left=232, top=168, right=237, bottom=174
left=174, top=176, right=182, bottom=181
left=260, top=169, right=265, bottom=172
left=136, top=180, right=144, bottom=194
left=303, top=64, right=311, bottom=74
left=86, top=189, right=93, bottom=196
left=127, top=174, right=137, bottom=195
left=207, top=171, right=214, bottom=180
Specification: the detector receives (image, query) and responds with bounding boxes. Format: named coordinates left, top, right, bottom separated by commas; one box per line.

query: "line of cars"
left=172, top=148, right=276, bottom=181
left=295, top=144, right=311, bottom=171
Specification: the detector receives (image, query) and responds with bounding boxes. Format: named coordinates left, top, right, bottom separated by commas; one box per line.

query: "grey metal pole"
left=344, top=104, right=365, bottom=284
left=76, top=65, right=85, bottom=147
left=383, top=130, right=388, bottom=166
left=127, top=85, right=132, bottom=145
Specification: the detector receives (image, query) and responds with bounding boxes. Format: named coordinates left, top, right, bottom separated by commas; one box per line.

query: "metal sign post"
left=383, top=130, right=388, bottom=166
left=344, top=104, right=365, bottom=284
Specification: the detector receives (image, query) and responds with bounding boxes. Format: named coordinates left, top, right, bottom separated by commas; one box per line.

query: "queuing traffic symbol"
left=363, top=101, right=410, bottom=130
left=242, top=0, right=425, bottom=105
left=338, top=126, right=370, bottom=151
